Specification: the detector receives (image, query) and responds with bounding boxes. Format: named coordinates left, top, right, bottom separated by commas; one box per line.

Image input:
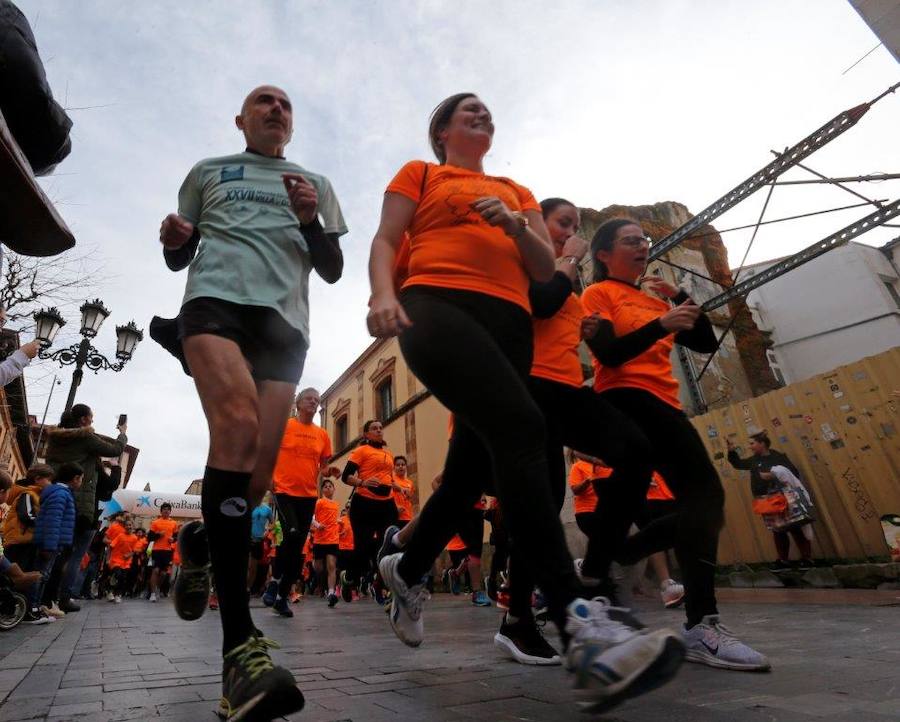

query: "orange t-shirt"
left=581, top=280, right=681, bottom=409
left=348, top=442, right=395, bottom=501
left=648, top=471, right=675, bottom=501
left=338, top=515, right=354, bottom=551
left=531, top=292, right=585, bottom=387
left=387, top=160, right=542, bottom=312
left=569, top=460, right=609, bottom=514
left=447, top=535, right=466, bottom=552
left=149, top=517, right=178, bottom=552
left=109, top=532, right=138, bottom=570
left=106, top=521, right=125, bottom=547
left=393, top=475, right=414, bottom=522
left=133, top=538, right=148, bottom=557
left=273, top=419, right=333, bottom=498
left=312, top=497, right=340, bottom=545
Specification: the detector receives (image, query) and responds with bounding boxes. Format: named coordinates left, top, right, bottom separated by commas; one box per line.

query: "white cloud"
left=13, top=0, right=899, bottom=491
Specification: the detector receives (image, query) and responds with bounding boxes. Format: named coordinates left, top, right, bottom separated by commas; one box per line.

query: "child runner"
left=311, top=478, right=340, bottom=607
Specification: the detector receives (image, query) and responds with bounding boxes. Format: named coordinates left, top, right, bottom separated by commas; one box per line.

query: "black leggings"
left=584, top=387, right=725, bottom=625
left=575, top=512, right=595, bottom=538
left=508, top=377, right=654, bottom=617
left=273, top=494, right=316, bottom=598
left=395, top=287, right=578, bottom=630
left=348, top=494, right=396, bottom=583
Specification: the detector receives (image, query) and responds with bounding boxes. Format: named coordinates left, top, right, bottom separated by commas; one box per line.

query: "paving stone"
left=47, top=701, right=103, bottom=717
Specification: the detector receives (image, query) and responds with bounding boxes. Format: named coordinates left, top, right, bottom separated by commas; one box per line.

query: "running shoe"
left=660, top=579, right=685, bottom=609
left=114, top=595, right=122, bottom=604
left=769, top=559, right=791, bottom=572
left=472, top=590, right=491, bottom=607
left=24, top=608, right=52, bottom=625
left=495, top=586, right=510, bottom=611
left=378, top=525, right=401, bottom=565
left=327, top=593, right=338, bottom=608
left=209, top=592, right=219, bottom=611
left=565, top=597, right=685, bottom=714
left=217, top=635, right=304, bottom=721
left=682, top=616, right=771, bottom=671
left=149, top=592, right=158, bottom=602
left=494, top=613, right=561, bottom=665
left=339, top=572, right=353, bottom=603
left=379, top=552, right=430, bottom=647
left=532, top=591, right=549, bottom=622
left=173, top=520, right=211, bottom=622
left=272, top=597, right=294, bottom=618
left=106, top=591, right=115, bottom=603
left=262, top=580, right=278, bottom=607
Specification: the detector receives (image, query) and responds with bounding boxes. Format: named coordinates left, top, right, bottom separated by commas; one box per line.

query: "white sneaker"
left=114, top=595, right=122, bottom=604
left=378, top=552, right=429, bottom=648
left=660, top=579, right=684, bottom=609
left=683, top=615, right=771, bottom=671
left=149, top=592, right=158, bottom=603
left=106, top=591, right=115, bottom=602
left=565, top=598, right=685, bottom=714
left=573, top=558, right=603, bottom=588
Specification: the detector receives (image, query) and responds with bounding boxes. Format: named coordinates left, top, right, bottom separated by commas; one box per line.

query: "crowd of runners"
left=143, top=85, right=779, bottom=720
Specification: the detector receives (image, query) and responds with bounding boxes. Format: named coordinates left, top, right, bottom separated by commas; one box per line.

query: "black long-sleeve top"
left=584, top=286, right=717, bottom=368
left=728, top=448, right=800, bottom=497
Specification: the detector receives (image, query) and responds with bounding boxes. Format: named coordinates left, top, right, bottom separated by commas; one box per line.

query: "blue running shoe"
left=472, top=590, right=491, bottom=607
left=262, top=580, right=278, bottom=608
left=378, top=525, right=401, bottom=565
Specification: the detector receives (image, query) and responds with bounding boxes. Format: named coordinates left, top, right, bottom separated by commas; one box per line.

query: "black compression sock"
left=201, top=466, right=254, bottom=654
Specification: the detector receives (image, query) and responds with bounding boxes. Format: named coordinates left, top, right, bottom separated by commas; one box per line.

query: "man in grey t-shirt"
left=153, top=85, right=345, bottom=721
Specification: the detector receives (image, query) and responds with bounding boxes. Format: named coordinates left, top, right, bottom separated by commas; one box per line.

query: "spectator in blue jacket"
left=26, top=462, right=82, bottom=624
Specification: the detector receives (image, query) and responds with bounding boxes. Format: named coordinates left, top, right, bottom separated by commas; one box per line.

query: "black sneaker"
left=217, top=636, right=304, bottom=721
left=377, top=525, right=401, bottom=565
left=58, top=597, right=80, bottom=613
left=24, top=608, right=52, bottom=625
left=769, top=559, right=791, bottom=572
left=339, top=571, right=353, bottom=603
left=173, top=520, right=211, bottom=621
left=262, top=580, right=278, bottom=607
left=327, top=593, right=338, bottom=608
left=494, top=613, right=561, bottom=665
left=272, top=597, right=293, bottom=618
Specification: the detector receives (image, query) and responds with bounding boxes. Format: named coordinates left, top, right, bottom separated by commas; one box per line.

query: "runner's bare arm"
left=367, top=192, right=417, bottom=338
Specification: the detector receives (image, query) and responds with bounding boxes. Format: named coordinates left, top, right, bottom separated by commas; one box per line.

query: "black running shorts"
left=313, top=543, right=339, bottom=560
left=151, top=549, right=174, bottom=571
left=151, top=297, right=308, bottom=383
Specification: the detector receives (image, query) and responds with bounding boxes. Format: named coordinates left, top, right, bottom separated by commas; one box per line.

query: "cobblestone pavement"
left=0, top=589, right=898, bottom=721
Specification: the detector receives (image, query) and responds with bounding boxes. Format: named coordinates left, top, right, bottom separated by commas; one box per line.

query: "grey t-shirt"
left=177, top=151, right=347, bottom=342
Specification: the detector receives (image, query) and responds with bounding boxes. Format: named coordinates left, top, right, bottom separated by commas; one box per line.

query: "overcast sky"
left=12, top=0, right=900, bottom=492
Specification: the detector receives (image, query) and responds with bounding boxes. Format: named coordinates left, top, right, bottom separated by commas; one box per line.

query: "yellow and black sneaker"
left=217, top=636, right=304, bottom=721
left=173, top=520, right=211, bottom=621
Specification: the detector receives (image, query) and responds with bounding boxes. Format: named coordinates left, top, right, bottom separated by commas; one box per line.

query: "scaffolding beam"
left=700, top=199, right=900, bottom=311
left=648, top=82, right=899, bottom=261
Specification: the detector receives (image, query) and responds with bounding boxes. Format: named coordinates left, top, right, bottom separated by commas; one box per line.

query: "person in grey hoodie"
left=44, top=403, right=126, bottom=612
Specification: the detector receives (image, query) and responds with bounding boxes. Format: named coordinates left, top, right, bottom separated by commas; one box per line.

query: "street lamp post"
left=33, top=300, right=143, bottom=414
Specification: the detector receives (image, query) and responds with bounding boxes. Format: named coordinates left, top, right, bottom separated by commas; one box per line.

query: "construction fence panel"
left=690, top=347, right=900, bottom=564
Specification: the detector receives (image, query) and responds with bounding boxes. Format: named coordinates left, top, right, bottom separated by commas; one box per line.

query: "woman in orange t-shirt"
left=340, top=419, right=397, bottom=597
left=580, top=218, right=768, bottom=671
left=365, top=94, right=596, bottom=669
left=390, top=456, right=414, bottom=528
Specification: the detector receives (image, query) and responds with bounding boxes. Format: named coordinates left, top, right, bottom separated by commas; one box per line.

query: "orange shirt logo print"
left=442, top=179, right=521, bottom=227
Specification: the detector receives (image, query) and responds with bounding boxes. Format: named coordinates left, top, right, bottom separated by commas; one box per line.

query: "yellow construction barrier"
left=693, top=347, right=900, bottom=564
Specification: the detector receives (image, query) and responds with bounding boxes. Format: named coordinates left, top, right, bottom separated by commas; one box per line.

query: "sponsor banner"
left=101, top=489, right=202, bottom=519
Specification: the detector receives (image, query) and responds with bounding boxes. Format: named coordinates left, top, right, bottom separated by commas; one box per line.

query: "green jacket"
left=45, top=426, right=127, bottom=522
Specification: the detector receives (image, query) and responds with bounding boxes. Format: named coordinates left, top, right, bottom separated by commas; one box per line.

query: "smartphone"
left=118, top=414, right=127, bottom=426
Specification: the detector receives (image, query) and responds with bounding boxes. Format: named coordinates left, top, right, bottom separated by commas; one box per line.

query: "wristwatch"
left=561, top=255, right=579, bottom=266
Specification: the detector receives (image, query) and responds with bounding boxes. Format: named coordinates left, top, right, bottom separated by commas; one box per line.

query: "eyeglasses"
left=617, top=235, right=652, bottom=248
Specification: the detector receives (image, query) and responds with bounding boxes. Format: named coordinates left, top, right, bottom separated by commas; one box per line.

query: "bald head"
left=241, top=85, right=290, bottom=115
left=235, top=85, right=293, bottom=156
